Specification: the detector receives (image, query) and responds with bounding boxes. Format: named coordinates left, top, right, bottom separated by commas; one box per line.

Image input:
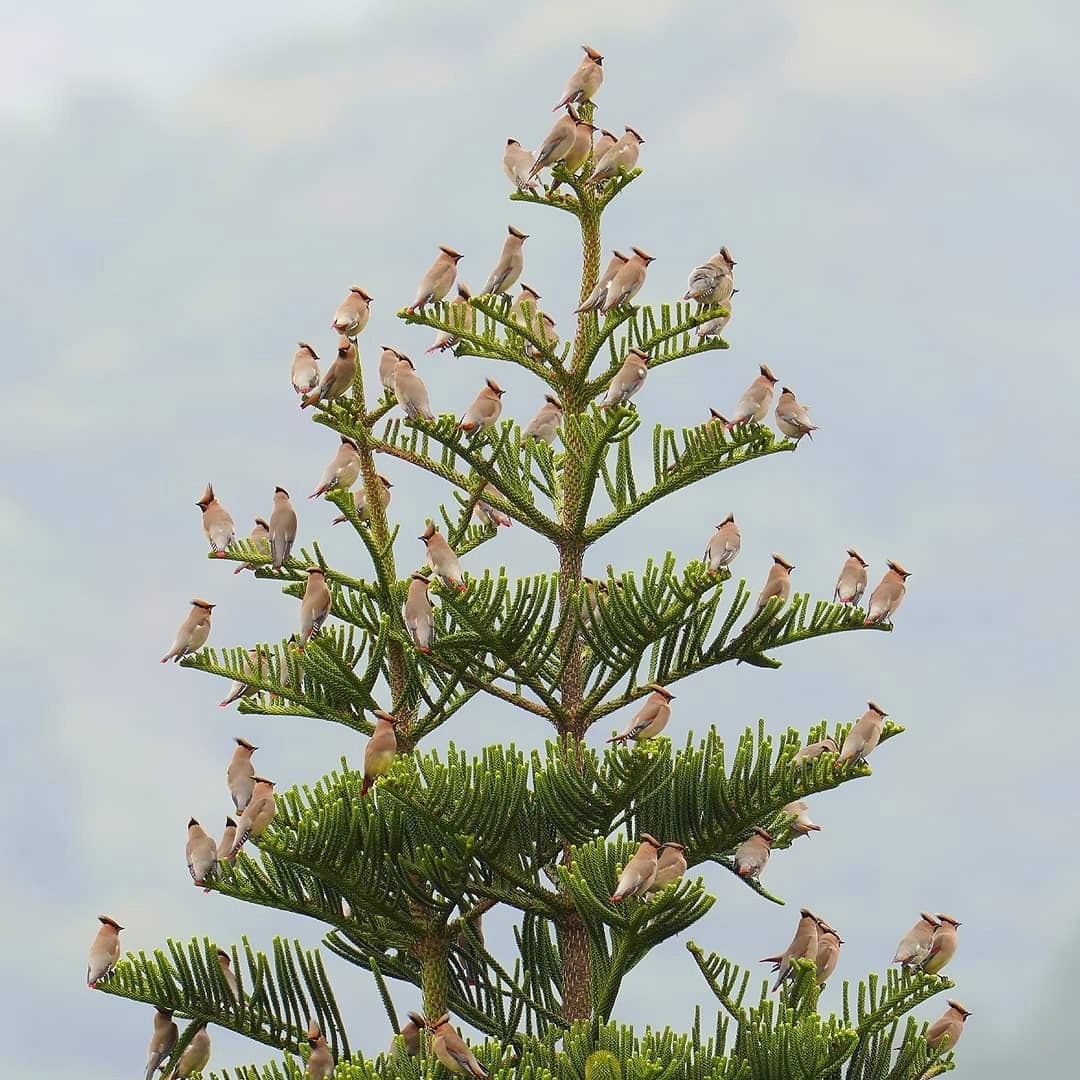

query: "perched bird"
left=599, top=349, right=649, bottom=408
left=747, top=554, right=794, bottom=623
left=837, top=701, right=887, bottom=765
left=606, top=684, right=675, bottom=744
left=527, top=106, right=578, bottom=182
left=892, top=913, right=941, bottom=968
left=579, top=576, right=606, bottom=629
left=474, top=484, right=512, bottom=529
left=458, top=378, right=505, bottom=432
left=586, top=126, right=644, bottom=186
left=87, top=915, right=123, bottom=987
left=510, top=283, right=543, bottom=326
left=217, top=817, right=238, bottom=861
left=707, top=408, right=730, bottom=425
left=834, top=549, right=869, bottom=606
left=923, top=914, right=961, bottom=975
left=310, top=436, right=361, bottom=499
left=523, top=394, right=564, bottom=445
left=165, top=1026, right=210, bottom=1079
left=814, top=923, right=843, bottom=986
left=196, top=483, right=235, bottom=558
left=429, top=1014, right=489, bottom=1078
left=393, top=356, right=436, bottom=422
left=924, top=1000, right=971, bottom=1052
left=420, top=523, right=466, bottom=591
left=602, top=247, right=654, bottom=312
left=331, top=285, right=374, bottom=337
left=782, top=800, right=821, bottom=837
left=761, top=908, right=819, bottom=992
left=407, top=246, right=463, bottom=312
left=362, top=709, right=402, bottom=796
left=557, top=118, right=598, bottom=180
left=684, top=249, right=735, bottom=306
left=403, top=572, right=435, bottom=653
left=480, top=226, right=528, bottom=296
left=299, top=567, right=331, bottom=649
left=523, top=312, right=560, bottom=360
left=185, top=818, right=218, bottom=889
left=575, top=250, right=629, bottom=313
left=230, top=777, right=276, bottom=858
left=331, top=475, right=393, bottom=526
left=217, top=948, right=238, bottom=999
left=593, top=128, right=617, bottom=160
left=696, top=310, right=732, bottom=340
left=503, top=139, right=539, bottom=191
left=144, top=1008, right=178, bottom=1080
left=864, top=560, right=911, bottom=625
left=427, top=285, right=474, bottom=353
left=647, top=841, right=688, bottom=895
left=227, top=737, right=258, bottom=814
left=302, top=337, right=357, bottom=409
left=727, top=364, right=778, bottom=426
left=397, top=1010, right=427, bottom=1057
left=733, top=827, right=772, bottom=879
left=611, top=834, right=662, bottom=901
left=792, top=736, right=839, bottom=764
left=379, top=345, right=404, bottom=389
left=305, top=1020, right=334, bottom=1079
left=291, top=341, right=320, bottom=396
left=552, top=44, right=604, bottom=111
left=269, top=486, right=298, bottom=570
left=233, top=518, right=271, bottom=574
left=704, top=514, right=741, bottom=574
left=775, top=386, right=818, bottom=443
left=160, top=599, right=214, bottom=664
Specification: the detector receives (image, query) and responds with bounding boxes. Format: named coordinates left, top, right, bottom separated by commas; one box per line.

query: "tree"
left=96, top=48, right=964, bottom=1080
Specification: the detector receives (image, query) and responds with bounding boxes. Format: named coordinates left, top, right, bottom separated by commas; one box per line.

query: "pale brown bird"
left=923, top=999, right=971, bottom=1052
left=362, top=709, right=401, bottom=796
left=331, top=475, right=392, bottom=526
left=593, top=128, right=618, bottom=161
left=403, top=572, right=435, bottom=653
left=305, top=1020, right=334, bottom=1079
left=420, top=523, right=466, bottom=590
left=696, top=310, right=732, bottom=340
left=379, top=345, right=404, bottom=388
left=196, top=483, right=235, bottom=558
left=217, top=947, right=238, bottom=999
left=775, top=387, right=818, bottom=443
left=814, top=923, right=843, bottom=986
left=834, top=549, right=869, bottom=606
left=217, top=817, right=238, bottom=861
left=186, top=818, right=218, bottom=889
left=782, top=800, right=821, bottom=837
left=575, top=250, right=629, bottom=313
left=704, top=514, right=741, bottom=573
left=398, top=1010, right=426, bottom=1057
left=302, top=337, right=357, bottom=409
left=606, top=685, right=675, bottom=744
left=864, top=560, right=910, bottom=625
left=761, top=908, right=819, bottom=992
left=748, top=554, right=794, bottom=623
left=523, top=312, right=560, bottom=360
left=227, top=737, right=258, bottom=814
left=528, top=106, right=578, bottom=182
left=893, top=913, right=941, bottom=968
left=707, top=408, right=730, bottom=425
left=611, top=834, right=662, bottom=901
left=579, top=577, right=606, bottom=629
left=503, top=139, right=539, bottom=191
left=474, top=484, right=512, bottom=529
left=587, top=126, right=644, bottom=186
left=553, top=44, right=604, bottom=111
left=166, top=1026, right=211, bottom=1079
left=923, top=914, right=961, bottom=975
left=230, top=777, right=276, bottom=858
left=427, top=285, right=475, bottom=353
left=331, top=285, right=373, bottom=336
left=299, top=567, right=331, bottom=649
left=837, top=701, right=886, bottom=765
left=523, top=394, right=564, bottom=445
left=647, top=841, right=688, bottom=895
left=727, top=364, right=778, bottom=426
left=792, top=736, right=839, bottom=764
left=480, top=226, right=528, bottom=296
left=602, top=247, right=654, bottom=312
left=684, top=251, right=735, bottom=305
left=599, top=349, right=649, bottom=408
left=733, top=827, right=772, bottom=879
left=560, top=118, right=598, bottom=176
left=87, top=915, right=123, bottom=987
left=407, top=246, right=463, bottom=312
left=510, top=283, right=543, bottom=327
left=429, top=1014, right=489, bottom=1078
left=233, top=517, right=271, bottom=574
left=145, top=1007, right=178, bottom=1080
left=291, top=341, right=320, bottom=396
left=458, top=378, right=505, bottom=432
left=269, top=486, right=298, bottom=570
left=160, top=599, right=214, bottom=664
left=310, top=436, right=361, bottom=499
left=392, top=356, right=436, bottom=422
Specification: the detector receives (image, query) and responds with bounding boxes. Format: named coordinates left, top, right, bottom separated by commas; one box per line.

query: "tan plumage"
left=217, top=817, right=238, bottom=861
left=408, top=246, right=463, bottom=312
left=160, top=599, right=214, bottom=664
left=269, top=486, right=298, bottom=570
left=575, top=250, right=628, bottom=313
left=302, top=338, right=357, bottom=409
left=893, top=912, right=941, bottom=968
left=233, top=517, right=271, bottom=574
left=599, top=349, right=649, bottom=408
left=727, top=364, right=778, bottom=426
left=924, top=999, right=971, bottom=1052
left=393, top=356, right=436, bottom=422
left=523, top=312, right=560, bottom=360
left=593, top=129, right=617, bottom=161
left=480, top=226, right=528, bottom=296
left=331, top=285, right=373, bottom=336
left=165, top=1026, right=211, bottom=1079
left=362, top=709, right=401, bottom=796
left=420, top=523, right=466, bottom=590
left=291, top=341, right=320, bottom=395
left=704, top=514, right=741, bottom=574
left=606, top=685, right=674, bottom=744
left=299, top=566, right=331, bottom=649
left=185, top=818, right=218, bottom=889
left=403, top=572, right=435, bottom=653
left=523, top=394, right=564, bottom=445
left=145, top=1008, right=178, bottom=1080
left=587, top=126, right=644, bottom=186
left=397, top=1011, right=426, bottom=1057
left=227, top=737, right=258, bottom=813
left=834, top=549, right=869, bottom=606
left=837, top=701, right=886, bottom=765
left=685, top=248, right=736, bottom=305
left=87, top=915, right=123, bottom=987
left=611, top=834, right=662, bottom=901
left=310, top=436, right=361, bottom=499
left=761, top=908, right=819, bottom=992
left=734, top=827, right=772, bottom=879
left=427, top=285, right=475, bottom=353
left=782, top=800, right=822, bottom=837
left=331, top=475, right=392, bottom=526
left=775, top=386, right=818, bottom=443
left=474, top=484, right=512, bottom=529
left=556, top=119, right=598, bottom=181
left=510, top=283, right=542, bottom=327
left=553, top=44, right=604, bottom=111
left=528, top=106, right=578, bottom=182
left=748, top=554, right=794, bottom=622
left=217, top=948, right=239, bottom=999
left=814, top=923, right=843, bottom=986
left=864, top=560, right=910, bottom=625
left=229, top=777, right=276, bottom=858
left=379, top=345, right=403, bottom=388
left=922, top=914, right=960, bottom=975
left=792, top=737, right=839, bottom=764
left=196, top=483, right=235, bottom=558
left=503, top=139, right=539, bottom=191
left=602, top=247, right=654, bottom=312
left=696, top=309, right=732, bottom=340
left=430, top=1014, right=489, bottom=1078
left=305, top=1020, right=334, bottom=1079
left=647, top=841, right=688, bottom=895
left=458, top=378, right=505, bottom=432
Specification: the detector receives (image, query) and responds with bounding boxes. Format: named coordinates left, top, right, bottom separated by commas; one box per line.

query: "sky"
left=2, top=1, right=1077, bottom=1076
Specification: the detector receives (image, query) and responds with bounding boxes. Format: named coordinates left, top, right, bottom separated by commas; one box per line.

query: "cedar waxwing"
left=704, top=514, right=741, bottom=574
left=727, top=364, right=778, bottom=426
left=331, top=285, right=373, bottom=337
left=160, top=599, right=214, bottom=663
left=331, top=474, right=392, bottom=526
left=458, top=378, right=505, bottom=432
left=523, top=312, right=560, bottom=360
left=523, top=394, right=564, bottom=445
left=814, top=922, right=843, bottom=986
left=310, top=436, right=361, bottom=499
left=611, top=834, right=662, bottom=901
left=217, top=949, right=238, bottom=999
left=837, top=701, right=887, bottom=765
left=748, top=554, right=794, bottom=623
left=196, top=483, right=235, bottom=558
left=599, top=349, right=649, bottom=408
left=575, top=250, right=629, bottom=313
left=782, top=800, right=822, bottom=837
left=398, top=1010, right=426, bottom=1056
left=602, top=248, right=654, bottom=312
left=511, top=283, right=542, bottom=327
left=834, top=549, right=869, bottom=606
left=922, top=914, right=961, bottom=975
left=269, top=486, right=298, bottom=570
left=864, top=560, right=911, bottom=625
left=362, top=709, right=401, bottom=796
left=606, top=685, right=675, bottom=744
left=429, top=1014, right=489, bottom=1078
left=403, top=572, right=435, bottom=653
left=553, top=44, right=604, bottom=111
left=379, top=345, right=403, bottom=388
left=233, top=517, right=271, bottom=574
left=707, top=408, right=730, bottom=425
left=301, top=338, right=357, bottom=409
left=792, top=736, right=839, bottom=764
left=229, top=777, right=276, bottom=858
left=305, top=1020, right=334, bottom=1078
left=733, top=827, right=772, bottom=879
left=893, top=913, right=941, bottom=968
left=217, top=817, right=238, bottom=861
left=586, top=126, right=644, bottom=186
left=558, top=119, right=598, bottom=177
left=427, top=285, right=475, bottom=353
left=407, top=245, right=463, bottom=312
left=227, top=737, right=258, bottom=813
left=528, top=106, right=579, bottom=182
left=474, top=485, right=512, bottom=529
left=503, top=139, right=539, bottom=191
left=593, top=128, right=617, bottom=160
left=480, top=226, right=528, bottom=296
left=580, top=577, right=605, bottom=629
left=185, top=818, right=218, bottom=889
left=775, top=387, right=818, bottom=443
left=87, top=915, right=123, bottom=987
left=684, top=252, right=735, bottom=306
left=299, top=567, right=331, bottom=649
left=420, top=523, right=466, bottom=590
left=291, top=341, right=320, bottom=396
left=165, top=1026, right=211, bottom=1079
left=696, top=310, right=732, bottom=340
left=393, top=356, right=436, bottom=421
left=145, top=1008, right=178, bottom=1080
left=924, top=1000, right=971, bottom=1052
left=219, top=648, right=267, bottom=707
left=761, top=908, right=819, bottom=992
left=647, top=841, right=688, bottom=895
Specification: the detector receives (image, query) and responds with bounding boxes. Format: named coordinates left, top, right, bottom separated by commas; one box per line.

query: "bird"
left=727, top=364, right=778, bottom=426
left=747, top=554, right=794, bottom=624
left=165, top=1026, right=211, bottom=1079
left=775, top=386, right=818, bottom=443
left=684, top=248, right=735, bottom=305
left=227, top=737, right=258, bottom=814
left=217, top=817, right=238, bottom=861
left=291, top=341, right=320, bottom=396
left=407, top=246, right=463, bottom=313
left=474, top=484, right=512, bottom=529
left=403, top=572, right=435, bottom=653
left=379, top=345, right=404, bottom=388
left=834, top=549, right=869, bottom=606
left=229, top=777, right=276, bottom=858
left=733, top=827, right=772, bottom=879
left=480, top=226, right=528, bottom=296
left=601, top=247, right=654, bottom=312
left=331, top=285, right=373, bottom=337
left=398, top=1011, right=426, bottom=1057
left=185, top=818, right=218, bottom=890
left=864, top=560, right=910, bottom=625
left=233, top=517, right=271, bottom=574
left=593, top=128, right=617, bottom=161
left=196, top=483, right=235, bottom=558
left=606, top=685, right=675, bottom=744
left=837, top=701, right=887, bottom=765
left=598, top=349, right=649, bottom=408
left=217, top=948, right=239, bottom=999
left=696, top=310, right=732, bottom=340
left=791, top=737, right=839, bottom=764
left=269, top=486, right=297, bottom=570
left=611, top=834, right=662, bottom=900
left=510, top=283, right=543, bottom=327
left=761, top=908, right=819, bottom=992
left=704, top=514, right=741, bottom=574
left=553, top=44, right=604, bottom=111
left=304, top=1020, right=334, bottom=1079
left=814, top=922, right=843, bottom=986
left=144, top=1007, right=178, bottom=1080
left=362, top=709, right=402, bottom=795
left=420, top=523, right=466, bottom=591
left=160, top=599, right=214, bottom=663
left=586, top=126, right=644, bottom=186
left=575, top=250, right=629, bottom=312
left=310, top=436, right=361, bottom=499
left=503, top=139, right=539, bottom=191
left=331, top=475, right=393, bottom=526
left=923, top=1000, right=971, bottom=1052
left=782, top=800, right=821, bottom=837
left=427, top=285, right=474, bottom=353
left=392, top=356, right=436, bottom=421
left=429, top=1014, right=489, bottom=1078
left=553, top=118, right=598, bottom=186
left=301, top=337, right=357, bottom=409
left=299, top=567, right=331, bottom=649
left=523, top=312, right=560, bottom=360
left=527, top=106, right=579, bottom=182
left=922, top=914, right=961, bottom=975
left=458, top=378, right=505, bottom=432
left=892, top=913, right=941, bottom=968
left=646, top=841, right=688, bottom=895
left=87, top=915, right=123, bottom=987
left=523, top=394, right=564, bottom=445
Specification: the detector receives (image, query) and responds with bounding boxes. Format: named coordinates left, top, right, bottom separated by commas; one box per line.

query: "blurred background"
left=2, top=1, right=1075, bottom=1075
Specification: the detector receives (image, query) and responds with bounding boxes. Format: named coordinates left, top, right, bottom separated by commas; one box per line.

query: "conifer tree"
left=95, top=46, right=966, bottom=1080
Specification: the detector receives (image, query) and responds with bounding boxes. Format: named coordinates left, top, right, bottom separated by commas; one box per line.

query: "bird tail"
left=361, top=778, right=374, bottom=797
left=229, top=826, right=252, bottom=860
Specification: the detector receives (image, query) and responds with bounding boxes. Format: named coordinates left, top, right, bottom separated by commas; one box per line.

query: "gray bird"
left=269, top=486, right=297, bottom=570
